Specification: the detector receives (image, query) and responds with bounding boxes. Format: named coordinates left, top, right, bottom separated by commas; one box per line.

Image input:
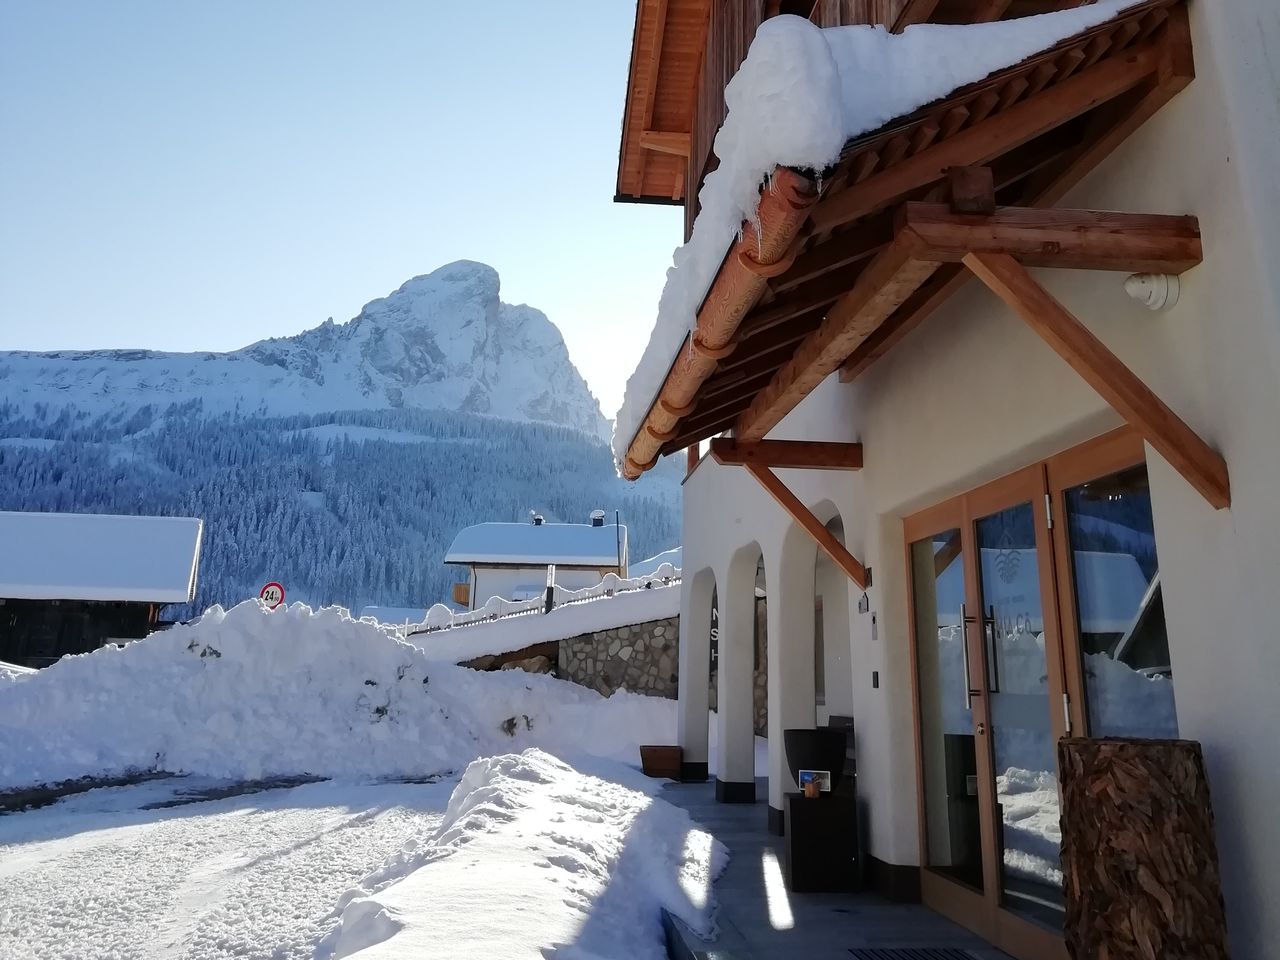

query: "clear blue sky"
left=0, top=1, right=680, bottom=416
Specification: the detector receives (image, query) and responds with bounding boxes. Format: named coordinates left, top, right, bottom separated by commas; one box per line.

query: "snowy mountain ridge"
left=1, top=261, right=609, bottom=441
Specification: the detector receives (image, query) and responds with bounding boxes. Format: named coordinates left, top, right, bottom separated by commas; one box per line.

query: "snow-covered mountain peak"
left=1, top=262, right=609, bottom=441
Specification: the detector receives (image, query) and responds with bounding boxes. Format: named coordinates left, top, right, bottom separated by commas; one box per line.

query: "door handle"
left=984, top=604, right=1001, bottom=694
left=960, top=604, right=978, bottom=711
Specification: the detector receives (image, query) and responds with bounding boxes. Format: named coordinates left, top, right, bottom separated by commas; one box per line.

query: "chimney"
left=590, top=509, right=606, bottom=527
left=532, top=514, right=545, bottom=526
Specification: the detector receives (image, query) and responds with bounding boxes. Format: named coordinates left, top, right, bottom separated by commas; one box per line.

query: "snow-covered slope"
left=1, top=261, right=608, bottom=441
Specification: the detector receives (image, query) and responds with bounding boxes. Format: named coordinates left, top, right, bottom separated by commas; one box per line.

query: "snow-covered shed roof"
left=444, top=522, right=628, bottom=568
left=0, top=511, right=203, bottom=604
left=629, top=547, right=682, bottom=579
left=612, top=0, right=1186, bottom=476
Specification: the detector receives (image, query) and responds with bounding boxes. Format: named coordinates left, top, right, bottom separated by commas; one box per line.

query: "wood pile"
left=1058, top=737, right=1230, bottom=959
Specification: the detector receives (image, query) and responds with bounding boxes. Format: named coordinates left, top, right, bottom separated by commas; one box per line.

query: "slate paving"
left=662, top=777, right=1012, bottom=960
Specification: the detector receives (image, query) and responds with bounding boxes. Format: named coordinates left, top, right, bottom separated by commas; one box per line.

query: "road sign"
left=259, top=581, right=285, bottom=610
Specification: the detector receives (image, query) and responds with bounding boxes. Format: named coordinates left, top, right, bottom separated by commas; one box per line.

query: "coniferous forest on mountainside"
left=0, top=402, right=682, bottom=619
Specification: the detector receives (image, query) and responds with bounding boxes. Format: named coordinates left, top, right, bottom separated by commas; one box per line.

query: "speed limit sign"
left=259, top=581, right=285, bottom=610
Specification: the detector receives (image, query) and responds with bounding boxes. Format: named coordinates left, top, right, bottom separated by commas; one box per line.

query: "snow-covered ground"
left=0, top=603, right=723, bottom=959
left=0, top=777, right=455, bottom=960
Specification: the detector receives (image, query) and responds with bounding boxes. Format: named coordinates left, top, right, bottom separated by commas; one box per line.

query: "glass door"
left=908, top=466, right=1070, bottom=960
left=971, top=495, right=1068, bottom=934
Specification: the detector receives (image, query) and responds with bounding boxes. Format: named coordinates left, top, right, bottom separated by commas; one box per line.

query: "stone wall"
left=558, top=616, right=680, bottom=699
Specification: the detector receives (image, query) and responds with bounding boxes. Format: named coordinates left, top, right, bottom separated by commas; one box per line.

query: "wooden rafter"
left=636, top=0, right=670, bottom=192
left=640, top=130, right=692, bottom=156
left=741, top=462, right=870, bottom=589
left=898, top=203, right=1203, bottom=273
left=710, top=438, right=863, bottom=471
left=736, top=236, right=940, bottom=442
left=963, top=251, right=1230, bottom=509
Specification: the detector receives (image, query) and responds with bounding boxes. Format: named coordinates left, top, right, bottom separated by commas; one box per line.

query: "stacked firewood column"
left=1058, top=738, right=1231, bottom=959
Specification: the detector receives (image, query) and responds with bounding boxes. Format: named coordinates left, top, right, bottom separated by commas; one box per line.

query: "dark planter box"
left=639, top=745, right=683, bottom=780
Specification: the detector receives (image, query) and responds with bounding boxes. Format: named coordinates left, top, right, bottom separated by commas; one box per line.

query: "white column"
left=765, top=536, right=817, bottom=813
left=715, top=553, right=758, bottom=793
left=676, top=569, right=713, bottom=777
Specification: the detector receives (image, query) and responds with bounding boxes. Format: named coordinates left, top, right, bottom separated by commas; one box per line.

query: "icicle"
left=815, top=170, right=824, bottom=195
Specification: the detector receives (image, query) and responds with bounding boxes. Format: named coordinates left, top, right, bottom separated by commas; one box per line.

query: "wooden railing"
left=685, top=0, right=899, bottom=239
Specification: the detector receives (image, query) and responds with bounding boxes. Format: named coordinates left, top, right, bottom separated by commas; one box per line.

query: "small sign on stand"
left=259, top=581, right=285, bottom=610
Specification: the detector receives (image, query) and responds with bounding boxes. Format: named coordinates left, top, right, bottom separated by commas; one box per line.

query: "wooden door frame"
left=904, top=498, right=996, bottom=941
left=903, top=432, right=1149, bottom=960
left=1045, top=426, right=1147, bottom=735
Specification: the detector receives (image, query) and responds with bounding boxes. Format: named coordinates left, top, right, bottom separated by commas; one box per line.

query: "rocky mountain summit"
left=1, top=261, right=608, bottom=440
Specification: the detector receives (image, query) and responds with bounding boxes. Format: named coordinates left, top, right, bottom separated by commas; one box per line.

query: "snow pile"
left=318, top=749, right=726, bottom=960
left=0, top=660, right=36, bottom=683
left=0, top=602, right=676, bottom=789
left=412, top=575, right=680, bottom=663
left=613, top=1, right=1139, bottom=466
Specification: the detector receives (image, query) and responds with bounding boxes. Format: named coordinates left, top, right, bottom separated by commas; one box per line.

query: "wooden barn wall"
left=0, top=599, right=156, bottom=668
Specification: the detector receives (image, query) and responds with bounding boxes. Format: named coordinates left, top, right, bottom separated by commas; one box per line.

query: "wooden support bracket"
left=963, top=251, right=1230, bottom=509
left=740, top=462, right=870, bottom=589
left=710, top=438, right=863, bottom=471
left=899, top=204, right=1202, bottom=273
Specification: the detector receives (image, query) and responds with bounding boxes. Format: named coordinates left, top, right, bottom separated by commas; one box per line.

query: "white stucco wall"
left=469, top=566, right=609, bottom=608
left=676, top=2, right=1280, bottom=951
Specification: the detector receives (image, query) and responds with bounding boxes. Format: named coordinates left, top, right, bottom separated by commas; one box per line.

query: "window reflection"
left=1065, top=463, right=1178, bottom=739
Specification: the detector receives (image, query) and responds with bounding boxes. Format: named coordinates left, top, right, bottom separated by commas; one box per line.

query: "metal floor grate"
left=849, top=950, right=978, bottom=960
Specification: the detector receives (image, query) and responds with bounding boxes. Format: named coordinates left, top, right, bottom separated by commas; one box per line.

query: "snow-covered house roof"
left=611, top=0, right=1183, bottom=475
left=0, top=511, right=203, bottom=604
left=444, top=521, right=628, bottom=568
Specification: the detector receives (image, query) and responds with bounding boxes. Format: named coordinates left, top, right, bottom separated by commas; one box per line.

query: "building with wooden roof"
left=0, top=511, right=204, bottom=667
left=610, top=1, right=1279, bottom=956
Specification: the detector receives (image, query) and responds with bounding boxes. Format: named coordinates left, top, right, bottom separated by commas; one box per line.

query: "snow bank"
left=0, top=602, right=676, bottom=789
left=612, top=1, right=1139, bottom=466
left=0, top=660, right=36, bottom=683
left=318, top=749, right=726, bottom=960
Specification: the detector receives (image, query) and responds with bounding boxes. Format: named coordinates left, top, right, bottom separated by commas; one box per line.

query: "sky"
left=0, top=1, right=681, bottom=417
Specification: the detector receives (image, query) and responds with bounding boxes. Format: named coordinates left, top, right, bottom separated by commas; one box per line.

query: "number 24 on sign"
left=259, top=581, right=285, bottom=610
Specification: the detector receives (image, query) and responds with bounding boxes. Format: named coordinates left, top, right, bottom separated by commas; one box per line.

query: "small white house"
left=444, top=512, right=628, bottom=611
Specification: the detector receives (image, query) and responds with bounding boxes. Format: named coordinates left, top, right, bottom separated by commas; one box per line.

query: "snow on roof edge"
left=610, top=0, right=1143, bottom=470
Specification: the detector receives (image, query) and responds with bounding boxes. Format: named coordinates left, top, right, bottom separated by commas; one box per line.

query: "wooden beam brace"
left=639, top=130, right=692, bottom=157
left=839, top=10, right=1194, bottom=385
left=809, top=42, right=1160, bottom=234
left=737, top=235, right=940, bottom=441
left=963, top=251, right=1229, bottom=509
left=741, top=462, right=870, bottom=589
left=899, top=203, right=1203, bottom=273
left=710, top=438, right=864, bottom=471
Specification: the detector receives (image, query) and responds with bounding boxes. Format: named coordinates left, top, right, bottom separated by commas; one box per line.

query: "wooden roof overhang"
left=616, top=0, right=713, bottom=204
left=621, top=0, right=1228, bottom=510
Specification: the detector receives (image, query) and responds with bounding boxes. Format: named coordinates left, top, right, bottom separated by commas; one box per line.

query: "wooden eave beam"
left=640, top=130, right=692, bottom=156
left=741, top=462, right=870, bottom=589
left=898, top=203, right=1202, bottom=273
left=710, top=438, right=863, bottom=471
left=964, top=251, right=1229, bottom=509
left=736, top=234, right=940, bottom=441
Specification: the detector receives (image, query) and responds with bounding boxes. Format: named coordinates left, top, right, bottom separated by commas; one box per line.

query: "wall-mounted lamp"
left=1124, top=273, right=1180, bottom=311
